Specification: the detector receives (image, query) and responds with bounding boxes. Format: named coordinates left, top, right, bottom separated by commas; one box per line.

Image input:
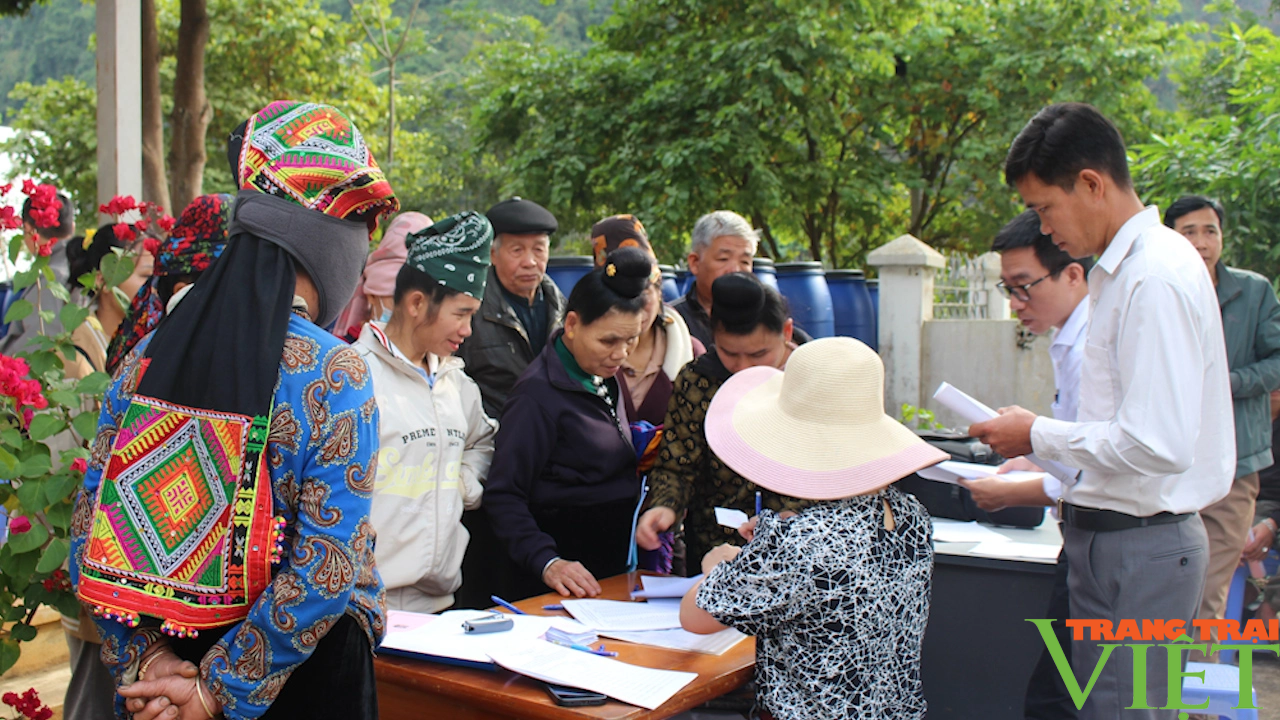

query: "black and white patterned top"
left=696, top=487, right=933, bottom=720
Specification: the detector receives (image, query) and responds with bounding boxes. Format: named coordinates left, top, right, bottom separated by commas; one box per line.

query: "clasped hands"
left=119, top=643, right=222, bottom=720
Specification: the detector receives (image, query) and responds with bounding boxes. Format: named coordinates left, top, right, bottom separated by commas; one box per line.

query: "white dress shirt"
left=1040, top=297, right=1088, bottom=501
left=1030, top=206, right=1234, bottom=516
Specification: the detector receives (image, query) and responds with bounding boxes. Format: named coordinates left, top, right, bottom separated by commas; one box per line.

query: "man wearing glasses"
left=962, top=208, right=1090, bottom=720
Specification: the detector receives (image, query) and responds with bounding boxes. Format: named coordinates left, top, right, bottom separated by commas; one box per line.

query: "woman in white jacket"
left=354, top=212, right=498, bottom=613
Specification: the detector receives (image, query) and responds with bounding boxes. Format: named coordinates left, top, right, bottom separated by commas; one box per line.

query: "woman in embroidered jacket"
left=353, top=212, right=497, bottom=613
left=69, top=101, right=396, bottom=720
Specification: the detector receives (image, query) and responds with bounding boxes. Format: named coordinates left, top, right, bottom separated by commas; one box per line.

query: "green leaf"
left=9, top=622, right=37, bottom=642
left=71, top=411, right=98, bottom=441
left=0, top=429, right=19, bottom=447
left=47, top=282, right=70, bottom=303
left=43, top=473, right=80, bottom=506
left=26, top=414, right=66, bottom=442
left=54, top=592, right=81, bottom=619
left=3, top=299, right=32, bottom=324
left=14, top=478, right=44, bottom=511
left=0, top=447, right=17, bottom=476
left=8, top=236, right=23, bottom=266
left=11, top=267, right=37, bottom=292
left=76, top=372, right=110, bottom=396
left=35, top=538, right=68, bottom=573
left=59, top=303, right=91, bottom=333
left=0, top=639, right=19, bottom=675
left=48, top=389, right=79, bottom=407
left=44, top=500, right=72, bottom=529
left=5, top=523, right=48, bottom=554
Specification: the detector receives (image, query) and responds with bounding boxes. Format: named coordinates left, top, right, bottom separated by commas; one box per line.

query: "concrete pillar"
left=867, top=234, right=945, bottom=416
left=978, top=251, right=1010, bottom=320
left=96, top=0, right=143, bottom=223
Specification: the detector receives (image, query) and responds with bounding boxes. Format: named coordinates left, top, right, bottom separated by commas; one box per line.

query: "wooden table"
left=375, top=572, right=756, bottom=719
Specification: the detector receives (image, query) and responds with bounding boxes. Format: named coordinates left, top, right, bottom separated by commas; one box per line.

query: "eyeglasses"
left=996, top=273, right=1052, bottom=302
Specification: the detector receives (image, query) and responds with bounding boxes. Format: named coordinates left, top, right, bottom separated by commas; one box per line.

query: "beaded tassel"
left=270, top=516, right=288, bottom=565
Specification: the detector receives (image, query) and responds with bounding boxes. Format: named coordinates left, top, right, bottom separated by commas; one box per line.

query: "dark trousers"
left=1024, top=546, right=1077, bottom=720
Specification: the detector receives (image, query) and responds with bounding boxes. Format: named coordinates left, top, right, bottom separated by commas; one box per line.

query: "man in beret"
left=457, top=196, right=567, bottom=417
left=455, top=196, right=567, bottom=608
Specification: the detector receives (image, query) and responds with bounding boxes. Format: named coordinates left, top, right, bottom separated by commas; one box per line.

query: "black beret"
left=485, top=197, right=558, bottom=235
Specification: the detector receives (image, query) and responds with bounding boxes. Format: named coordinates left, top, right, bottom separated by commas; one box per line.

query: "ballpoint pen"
left=490, top=595, right=527, bottom=615
left=756, top=491, right=762, bottom=517
left=543, top=604, right=565, bottom=611
left=549, top=639, right=617, bottom=657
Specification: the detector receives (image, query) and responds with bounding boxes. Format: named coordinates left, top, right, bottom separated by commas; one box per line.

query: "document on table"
left=932, top=382, right=1079, bottom=484
left=379, top=609, right=590, bottom=665
left=968, top=540, right=1062, bottom=561
left=386, top=610, right=436, bottom=633
left=563, top=598, right=683, bottom=631
left=631, top=574, right=703, bottom=600
left=600, top=626, right=747, bottom=655
left=931, top=518, right=1011, bottom=544
left=714, top=507, right=749, bottom=529
left=488, top=638, right=697, bottom=710
left=917, top=460, right=1045, bottom=486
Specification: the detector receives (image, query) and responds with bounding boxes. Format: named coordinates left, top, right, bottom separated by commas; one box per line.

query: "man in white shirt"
left=971, top=103, right=1233, bottom=720
left=961, top=209, right=1089, bottom=720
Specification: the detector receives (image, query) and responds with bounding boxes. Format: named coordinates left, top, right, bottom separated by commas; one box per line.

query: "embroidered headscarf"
left=404, top=212, right=494, bottom=299
left=105, top=193, right=232, bottom=373
left=592, top=215, right=661, bottom=285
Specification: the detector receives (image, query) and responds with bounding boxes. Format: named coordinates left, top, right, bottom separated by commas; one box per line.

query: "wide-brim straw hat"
left=706, top=336, right=948, bottom=500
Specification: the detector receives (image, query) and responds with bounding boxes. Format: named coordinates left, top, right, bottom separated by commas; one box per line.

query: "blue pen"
left=756, top=491, right=762, bottom=517
left=550, top=639, right=618, bottom=657
left=490, top=595, right=527, bottom=615
left=542, top=604, right=565, bottom=611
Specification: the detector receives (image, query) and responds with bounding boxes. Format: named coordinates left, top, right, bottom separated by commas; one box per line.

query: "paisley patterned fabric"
left=70, top=313, right=385, bottom=720
left=238, top=101, right=399, bottom=226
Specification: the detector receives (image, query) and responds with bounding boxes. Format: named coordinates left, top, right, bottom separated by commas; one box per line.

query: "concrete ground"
left=1253, top=650, right=1280, bottom=720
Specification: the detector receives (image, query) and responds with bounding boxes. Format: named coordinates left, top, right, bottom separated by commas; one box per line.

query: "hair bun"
left=711, top=271, right=766, bottom=322
left=600, top=246, right=654, bottom=300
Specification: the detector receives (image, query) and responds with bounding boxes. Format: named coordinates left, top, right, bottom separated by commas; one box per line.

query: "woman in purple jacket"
left=483, top=247, right=655, bottom=600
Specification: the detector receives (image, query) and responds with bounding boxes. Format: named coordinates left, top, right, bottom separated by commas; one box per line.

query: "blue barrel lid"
left=825, top=269, right=866, bottom=278
left=775, top=261, right=825, bottom=272
left=546, top=255, right=594, bottom=267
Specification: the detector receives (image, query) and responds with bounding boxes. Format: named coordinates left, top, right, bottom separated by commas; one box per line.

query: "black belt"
left=1059, top=501, right=1193, bottom=532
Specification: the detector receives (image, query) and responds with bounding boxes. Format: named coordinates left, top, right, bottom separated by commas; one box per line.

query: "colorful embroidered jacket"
left=69, top=314, right=386, bottom=720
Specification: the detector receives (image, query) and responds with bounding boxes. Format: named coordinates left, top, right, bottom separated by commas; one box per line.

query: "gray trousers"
left=63, top=632, right=116, bottom=720
left=1064, top=515, right=1208, bottom=720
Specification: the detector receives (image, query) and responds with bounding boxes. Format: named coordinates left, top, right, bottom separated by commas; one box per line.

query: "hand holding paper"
left=933, top=383, right=1078, bottom=485
left=967, top=406, right=1036, bottom=458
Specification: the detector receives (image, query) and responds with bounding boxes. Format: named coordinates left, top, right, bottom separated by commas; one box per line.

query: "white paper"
left=631, top=574, right=703, bottom=600
left=600, top=627, right=747, bottom=655
left=563, top=598, right=683, bottom=632
left=917, top=460, right=1046, bottom=485
left=714, top=507, right=750, bottom=529
left=931, top=518, right=1011, bottom=544
left=932, top=382, right=1079, bottom=484
left=968, top=540, right=1062, bottom=561
left=379, top=609, right=590, bottom=664
left=488, top=638, right=697, bottom=710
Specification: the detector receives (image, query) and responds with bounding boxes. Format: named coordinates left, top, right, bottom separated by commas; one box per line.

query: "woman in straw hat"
left=681, top=337, right=947, bottom=720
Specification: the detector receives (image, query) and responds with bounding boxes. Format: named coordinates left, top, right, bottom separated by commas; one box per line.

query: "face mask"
left=377, top=306, right=393, bottom=324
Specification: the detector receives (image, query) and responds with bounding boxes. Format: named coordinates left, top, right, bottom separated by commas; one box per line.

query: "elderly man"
left=671, top=210, right=758, bottom=347
left=457, top=196, right=566, bottom=419
left=454, top=196, right=564, bottom=609
left=1165, top=195, right=1280, bottom=661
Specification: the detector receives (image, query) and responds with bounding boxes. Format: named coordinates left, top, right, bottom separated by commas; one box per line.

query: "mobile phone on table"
left=544, top=682, right=608, bottom=707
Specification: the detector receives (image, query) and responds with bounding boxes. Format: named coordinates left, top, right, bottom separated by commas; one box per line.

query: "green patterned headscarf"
left=405, top=211, right=493, bottom=299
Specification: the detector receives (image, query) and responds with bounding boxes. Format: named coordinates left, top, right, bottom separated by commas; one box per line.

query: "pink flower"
left=71, top=458, right=87, bottom=474
left=8, top=516, right=31, bottom=534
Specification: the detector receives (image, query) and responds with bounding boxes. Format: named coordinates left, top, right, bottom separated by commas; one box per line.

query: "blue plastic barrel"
left=826, top=269, right=877, bottom=350
left=775, top=262, right=835, bottom=338
left=659, top=264, right=679, bottom=303
left=752, top=257, right=779, bottom=290
left=676, top=269, right=693, bottom=296
left=867, top=278, right=879, bottom=328
left=545, top=256, right=595, bottom=297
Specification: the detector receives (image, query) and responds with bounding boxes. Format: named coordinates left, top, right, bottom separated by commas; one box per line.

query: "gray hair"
left=690, top=210, right=759, bottom=257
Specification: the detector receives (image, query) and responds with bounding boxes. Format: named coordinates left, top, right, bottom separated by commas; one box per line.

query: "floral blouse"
left=696, top=487, right=933, bottom=720
left=69, top=314, right=386, bottom=720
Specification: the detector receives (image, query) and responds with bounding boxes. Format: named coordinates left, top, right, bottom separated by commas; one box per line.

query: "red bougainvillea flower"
left=0, top=183, right=11, bottom=196
left=0, top=355, right=48, bottom=429
left=71, top=458, right=87, bottom=474
left=157, top=215, right=176, bottom=232
left=8, top=516, right=31, bottom=534
left=99, top=195, right=139, bottom=217
left=24, top=183, right=62, bottom=231
left=20, top=179, right=35, bottom=196
left=2, top=687, right=52, bottom=720
left=113, top=223, right=137, bottom=244
left=0, top=206, right=20, bottom=232
left=143, top=237, right=161, bottom=256
left=135, top=217, right=150, bottom=233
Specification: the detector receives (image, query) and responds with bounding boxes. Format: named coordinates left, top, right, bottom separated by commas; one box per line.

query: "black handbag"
left=896, top=429, right=1046, bottom=529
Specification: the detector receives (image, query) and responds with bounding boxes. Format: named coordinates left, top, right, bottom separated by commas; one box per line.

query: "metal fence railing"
left=932, top=253, right=995, bottom=320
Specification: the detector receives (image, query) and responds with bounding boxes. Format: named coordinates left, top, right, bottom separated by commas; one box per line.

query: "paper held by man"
left=932, top=382, right=1078, bottom=484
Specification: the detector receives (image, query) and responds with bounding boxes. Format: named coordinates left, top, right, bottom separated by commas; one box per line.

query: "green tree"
left=1, top=77, right=97, bottom=220
left=1133, top=21, right=1280, bottom=281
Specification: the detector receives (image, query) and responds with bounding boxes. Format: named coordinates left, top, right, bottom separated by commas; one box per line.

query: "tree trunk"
left=385, top=60, right=395, bottom=169
left=140, top=0, right=171, bottom=212
left=168, top=0, right=212, bottom=214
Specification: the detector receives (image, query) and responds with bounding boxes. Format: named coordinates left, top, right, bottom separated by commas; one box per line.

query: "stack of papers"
left=562, top=598, right=683, bottom=632
left=600, top=627, right=747, bottom=655
left=380, top=609, right=592, bottom=668
left=488, top=638, right=697, bottom=710
left=917, top=460, right=1045, bottom=486
left=546, top=625, right=599, bottom=647
left=931, top=518, right=1012, bottom=544
left=969, top=541, right=1062, bottom=561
